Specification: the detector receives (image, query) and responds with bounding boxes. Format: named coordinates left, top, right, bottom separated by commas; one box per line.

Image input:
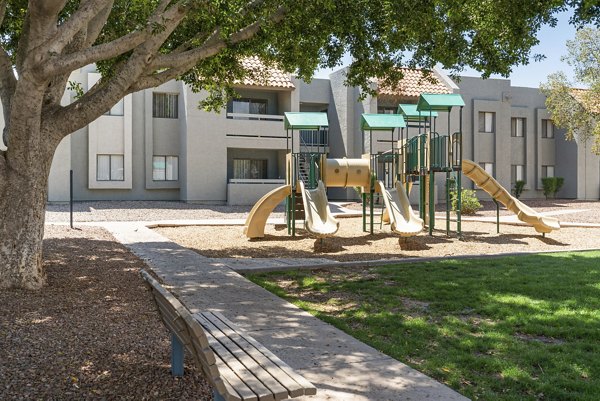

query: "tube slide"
left=378, top=181, right=424, bottom=237
left=244, top=185, right=291, bottom=238
left=462, top=159, right=560, bottom=234
left=299, top=180, right=339, bottom=237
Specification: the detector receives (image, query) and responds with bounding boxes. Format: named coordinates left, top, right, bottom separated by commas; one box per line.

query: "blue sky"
left=315, top=10, right=577, bottom=89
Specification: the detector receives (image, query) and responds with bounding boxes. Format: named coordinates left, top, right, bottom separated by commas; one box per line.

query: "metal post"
left=446, top=171, right=450, bottom=236
left=494, top=199, right=500, bottom=234
left=429, top=170, right=435, bottom=235
left=69, top=169, right=74, bottom=229
left=457, top=169, right=462, bottom=237
left=362, top=192, right=367, bottom=232
left=171, top=333, right=184, bottom=377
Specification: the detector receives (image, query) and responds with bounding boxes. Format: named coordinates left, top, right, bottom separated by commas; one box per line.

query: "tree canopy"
left=0, top=1, right=599, bottom=289
left=541, top=27, right=600, bottom=153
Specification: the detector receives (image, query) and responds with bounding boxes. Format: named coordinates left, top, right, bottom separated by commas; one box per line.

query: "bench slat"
left=197, top=314, right=286, bottom=401
left=198, top=312, right=302, bottom=400
left=203, top=330, right=261, bottom=401
left=211, top=312, right=317, bottom=396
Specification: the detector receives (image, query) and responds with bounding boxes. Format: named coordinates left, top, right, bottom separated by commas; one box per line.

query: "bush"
left=512, top=180, right=526, bottom=199
left=451, top=189, right=482, bottom=215
left=541, top=177, right=564, bottom=199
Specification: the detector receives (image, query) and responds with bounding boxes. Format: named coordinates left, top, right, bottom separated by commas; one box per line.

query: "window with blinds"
left=153, top=93, right=178, bottom=118
left=511, top=164, right=525, bottom=183
left=511, top=118, right=525, bottom=137
left=480, top=162, right=494, bottom=176
left=153, top=156, right=179, bottom=181
left=478, top=112, right=495, bottom=133
left=233, top=159, right=267, bottom=179
left=542, top=119, right=554, bottom=138
left=97, top=154, right=124, bottom=181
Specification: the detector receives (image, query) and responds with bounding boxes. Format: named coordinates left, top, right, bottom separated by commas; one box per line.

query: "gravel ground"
left=46, top=201, right=284, bottom=222
left=156, top=217, right=600, bottom=262
left=344, top=199, right=600, bottom=224
left=0, top=226, right=211, bottom=400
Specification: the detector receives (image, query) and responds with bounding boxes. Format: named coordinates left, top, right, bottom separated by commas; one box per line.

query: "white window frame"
left=97, top=154, right=124, bottom=181
left=152, top=156, right=179, bottom=181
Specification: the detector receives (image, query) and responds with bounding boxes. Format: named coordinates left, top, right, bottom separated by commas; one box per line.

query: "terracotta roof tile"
left=571, top=88, right=599, bottom=113
left=237, top=57, right=295, bottom=89
left=377, top=68, right=452, bottom=97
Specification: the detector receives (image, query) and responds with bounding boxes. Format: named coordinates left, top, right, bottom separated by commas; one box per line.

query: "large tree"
left=541, top=27, right=600, bottom=153
left=0, top=1, right=598, bottom=289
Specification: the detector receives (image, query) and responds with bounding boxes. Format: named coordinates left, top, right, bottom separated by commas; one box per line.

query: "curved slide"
left=299, top=180, right=339, bottom=237
left=378, top=181, right=424, bottom=237
left=244, top=185, right=291, bottom=238
left=462, top=159, right=560, bottom=234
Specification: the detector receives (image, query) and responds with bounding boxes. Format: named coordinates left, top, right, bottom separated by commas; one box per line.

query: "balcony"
left=226, top=112, right=284, bottom=122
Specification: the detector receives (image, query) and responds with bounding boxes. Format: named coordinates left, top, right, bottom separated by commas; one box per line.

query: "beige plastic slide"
left=462, top=159, right=560, bottom=234
left=299, top=180, right=339, bottom=237
left=244, top=185, right=291, bottom=238
left=378, top=181, right=424, bottom=237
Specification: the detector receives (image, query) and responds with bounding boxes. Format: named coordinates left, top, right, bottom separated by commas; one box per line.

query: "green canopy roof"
left=417, top=93, right=465, bottom=112
left=360, top=113, right=406, bottom=130
left=284, top=112, right=328, bottom=129
left=397, top=104, right=438, bottom=120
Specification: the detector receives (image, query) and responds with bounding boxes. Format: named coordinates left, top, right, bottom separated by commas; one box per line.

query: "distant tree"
left=0, top=1, right=598, bottom=289
left=541, top=27, right=600, bottom=153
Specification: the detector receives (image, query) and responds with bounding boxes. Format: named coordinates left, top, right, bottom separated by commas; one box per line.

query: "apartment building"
left=38, top=63, right=599, bottom=204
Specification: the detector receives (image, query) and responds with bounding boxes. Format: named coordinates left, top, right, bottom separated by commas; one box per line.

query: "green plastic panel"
left=397, top=104, right=438, bottom=120
left=284, top=112, right=329, bottom=129
left=417, top=93, right=465, bottom=111
left=360, top=113, right=406, bottom=130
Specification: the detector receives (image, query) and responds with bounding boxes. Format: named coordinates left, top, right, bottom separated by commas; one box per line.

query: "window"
left=153, top=93, right=178, bottom=118
left=511, top=164, right=525, bottom=183
left=478, top=112, right=495, bottom=133
left=542, top=119, right=554, bottom=138
left=480, top=162, right=494, bottom=176
left=299, top=129, right=328, bottom=146
left=377, top=106, right=396, bottom=114
left=231, top=98, right=267, bottom=116
left=97, top=154, right=124, bottom=181
left=542, top=165, right=555, bottom=178
left=233, top=159, right=267, bottom=179
left=153, top=156, right=179, bottom=181
left=511, top=118, right=525, bottom=137
left=105, top=99, right=124, bottom=116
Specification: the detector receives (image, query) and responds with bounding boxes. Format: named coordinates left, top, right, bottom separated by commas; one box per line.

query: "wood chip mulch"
left=0, top=226, right=211, bottom=400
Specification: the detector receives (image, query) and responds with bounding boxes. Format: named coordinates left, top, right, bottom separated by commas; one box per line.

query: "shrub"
left=541, top=177, right=564, bottom=199
left=512, top=180, right=526, bottom=199
left=451, top=189, right=482, bottom=215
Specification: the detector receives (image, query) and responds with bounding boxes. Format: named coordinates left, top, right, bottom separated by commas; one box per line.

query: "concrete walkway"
left=104, top=222, right=468, bottom=401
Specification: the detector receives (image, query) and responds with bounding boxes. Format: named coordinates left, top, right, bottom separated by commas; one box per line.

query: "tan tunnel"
left=322, top=158, right=371, bottom=188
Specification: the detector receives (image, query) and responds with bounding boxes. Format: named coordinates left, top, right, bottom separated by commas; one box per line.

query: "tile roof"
left=377, top=68, right=452, bottom=97
left=571, top=88, right=599, bottom=114
left=237, top=57, right=295, bottom=89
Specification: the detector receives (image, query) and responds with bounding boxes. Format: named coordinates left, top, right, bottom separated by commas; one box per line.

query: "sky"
left=314, top=10, right=578, bottom=89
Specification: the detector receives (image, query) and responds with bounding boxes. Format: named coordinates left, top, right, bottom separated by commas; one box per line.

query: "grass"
left=247, top=251, right=600, bottom=401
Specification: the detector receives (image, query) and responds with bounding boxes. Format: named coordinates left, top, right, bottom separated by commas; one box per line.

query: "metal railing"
left=226, top=112, right=285, bottom=121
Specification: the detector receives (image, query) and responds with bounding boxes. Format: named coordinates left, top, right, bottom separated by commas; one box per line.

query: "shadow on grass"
left=249, top=251, right=600, bottom=401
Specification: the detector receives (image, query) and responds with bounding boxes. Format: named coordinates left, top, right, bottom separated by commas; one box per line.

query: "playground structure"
left=244, top=93, right=560, bottom=240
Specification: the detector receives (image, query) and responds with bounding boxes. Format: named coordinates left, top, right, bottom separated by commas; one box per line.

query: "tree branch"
left=46, top=0, right=113, bottom=55
left=0, top=0, right=8, bottom=28
left=151, top=6, right=285, bottom=71
left=0, top=46, right=17, bottom=146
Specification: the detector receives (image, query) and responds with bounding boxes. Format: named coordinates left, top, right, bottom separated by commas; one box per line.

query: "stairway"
left=297, top=154, right=311, bottom=184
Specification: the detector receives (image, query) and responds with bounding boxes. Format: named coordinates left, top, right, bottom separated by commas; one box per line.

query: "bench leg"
left=171, top=333, right=184, bottom=377
left=213, top=389, right=226, bottom=401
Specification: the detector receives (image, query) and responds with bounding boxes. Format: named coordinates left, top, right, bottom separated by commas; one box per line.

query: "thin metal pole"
left=69, top=169, right=74, bottom=229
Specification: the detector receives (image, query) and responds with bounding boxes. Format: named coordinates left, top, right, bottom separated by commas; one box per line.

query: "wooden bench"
left=141, top=270, right=317, bottom=401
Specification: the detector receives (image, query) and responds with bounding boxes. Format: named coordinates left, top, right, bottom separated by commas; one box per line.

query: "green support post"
left=362, top=192, right=367, bottom=232
left=286, top=195, right=291, bottom=235
left=429, top=170, right=435, bottom=235
left=446, top=171, right=450, bottom=236
left=369, top=190, right=374, bottom=234
left=291, top=190, right=296, bottom=237
left=457, top=172, right=462, bottom=237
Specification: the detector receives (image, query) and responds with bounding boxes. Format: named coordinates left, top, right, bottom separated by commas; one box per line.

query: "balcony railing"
left=226, top=112, right=284, bottom=121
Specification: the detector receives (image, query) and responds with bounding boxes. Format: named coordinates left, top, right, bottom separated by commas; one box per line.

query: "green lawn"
left=247, top=251, right=600, bottom=401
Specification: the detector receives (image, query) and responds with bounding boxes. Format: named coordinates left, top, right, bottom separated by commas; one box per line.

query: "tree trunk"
left=0, top=152, right=51, bottom=290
